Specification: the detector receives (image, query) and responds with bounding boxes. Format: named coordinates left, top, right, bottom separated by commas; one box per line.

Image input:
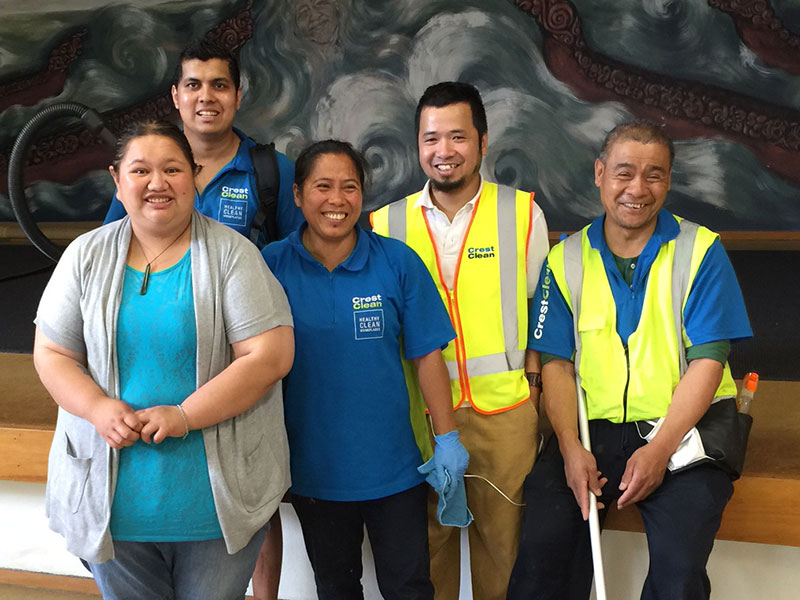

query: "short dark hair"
left=111, top=119, right=197, bottom=172
left=599, top=119, right=675, bottom=167
left=414, top=81, right=488, bottom=141
left=173, top=39, right=240, bottom=89
left=294, top=139, right=369, bottom=189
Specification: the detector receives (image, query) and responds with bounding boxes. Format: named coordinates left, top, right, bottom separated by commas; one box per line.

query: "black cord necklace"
left=135, top=220, right=191, bottom=295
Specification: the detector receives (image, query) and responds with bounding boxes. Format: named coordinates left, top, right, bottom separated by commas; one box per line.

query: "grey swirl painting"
left=1, top=0, right=798, bottom=231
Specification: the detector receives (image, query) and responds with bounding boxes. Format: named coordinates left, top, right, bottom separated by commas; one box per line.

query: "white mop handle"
left=576, top=382, right=608, bottom=600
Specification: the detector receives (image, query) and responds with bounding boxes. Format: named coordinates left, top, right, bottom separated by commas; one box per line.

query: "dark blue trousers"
left=507, top=421, right=733, bottom=600
left=292, top=483, right=434, bottom=600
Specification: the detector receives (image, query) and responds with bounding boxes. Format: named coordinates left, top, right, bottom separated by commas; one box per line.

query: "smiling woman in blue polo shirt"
left=262, top=140, right=467, bottom=599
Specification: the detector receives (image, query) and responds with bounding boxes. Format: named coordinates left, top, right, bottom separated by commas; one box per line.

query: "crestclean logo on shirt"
left=218, top=186, right=249, bottom=228
left=352, top=294, right=382, bottom=310
left=221, top=186, right=249, bottom=200
left=467, top=245, right=495, bottom=259
left=532, top=265, right=551, bottom=340
left=353, top=293, right=384, bottom=340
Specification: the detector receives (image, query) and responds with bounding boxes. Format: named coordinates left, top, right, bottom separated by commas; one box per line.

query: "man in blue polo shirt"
left=507, top=120, right=752, bottom=600
left=104, top=40, right=302, bottom=600
left=103, top=40, right=303, bottom=248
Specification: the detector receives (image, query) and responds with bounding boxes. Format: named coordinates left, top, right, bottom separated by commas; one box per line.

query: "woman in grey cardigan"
left=33, top=120, right=294, bottom=600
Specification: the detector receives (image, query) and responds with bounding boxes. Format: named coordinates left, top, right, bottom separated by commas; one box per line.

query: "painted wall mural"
left=1, top=0, right=798, bottom=232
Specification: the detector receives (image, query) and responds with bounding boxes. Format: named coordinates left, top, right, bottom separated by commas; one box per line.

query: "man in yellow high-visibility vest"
left=507, top=120, right=752, bottom=599
left=371, top=82, right=549, bottom=600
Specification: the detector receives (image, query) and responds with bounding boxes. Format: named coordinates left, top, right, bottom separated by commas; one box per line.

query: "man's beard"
left=429, top=162, right=481, bottom=193
left=430, top=177, right=468, bottom=193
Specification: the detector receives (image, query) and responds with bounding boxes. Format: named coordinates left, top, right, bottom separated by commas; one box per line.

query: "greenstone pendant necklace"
left=136, top=220, right=191, bottom=295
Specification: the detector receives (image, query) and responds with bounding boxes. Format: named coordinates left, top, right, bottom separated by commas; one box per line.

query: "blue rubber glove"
left=418, top=460, right=474, bottom=527
left=433, top=430, right=469, bottom=484
left=418, top=431, right=472, bottom=527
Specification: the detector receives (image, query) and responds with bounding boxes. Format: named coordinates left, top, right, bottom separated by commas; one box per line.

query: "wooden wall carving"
left=515, top=0, right=800, bottom=186
left=0, top=1, right=254, bottom=194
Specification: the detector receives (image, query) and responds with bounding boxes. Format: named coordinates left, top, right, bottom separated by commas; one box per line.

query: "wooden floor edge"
left=0, top=425, right=55, bottom=435
left=0, top=568, right=99, bottom=594
left=0, top=568, right=259, bottom=598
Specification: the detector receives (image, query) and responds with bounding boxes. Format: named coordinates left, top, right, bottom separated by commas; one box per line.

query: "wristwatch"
left=525, top=372, right=542, bottom=390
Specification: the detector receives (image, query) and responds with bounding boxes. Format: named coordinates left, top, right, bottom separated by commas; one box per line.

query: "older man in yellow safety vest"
left=506, top=120, right=753, bottom=600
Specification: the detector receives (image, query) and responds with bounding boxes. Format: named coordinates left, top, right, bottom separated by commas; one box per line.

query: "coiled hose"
left=8, top=102, right=115, bottom=262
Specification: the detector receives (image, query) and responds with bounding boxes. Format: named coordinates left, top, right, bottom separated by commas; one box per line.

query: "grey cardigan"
left=35, top=213, right=293, bottom=563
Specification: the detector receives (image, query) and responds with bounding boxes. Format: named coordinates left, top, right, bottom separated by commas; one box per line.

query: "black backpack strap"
left=248, top=142, right=280, bottom=246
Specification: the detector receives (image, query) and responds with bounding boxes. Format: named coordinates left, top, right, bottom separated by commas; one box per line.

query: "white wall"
left=2, top=480, right=798, bottom=599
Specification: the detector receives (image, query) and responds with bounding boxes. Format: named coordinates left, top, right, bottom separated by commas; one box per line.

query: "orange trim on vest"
left=450, top=192, right=484, bottom=407
left=469, top=394, right=531, bottom=415
left=421, top=207, right=470, bottom=407
left=524, top=192, right=535, bottom=277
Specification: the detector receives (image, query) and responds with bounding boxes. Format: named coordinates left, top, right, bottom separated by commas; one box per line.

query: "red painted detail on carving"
left=1, top=146, right=114, bottom=196
left=0, top=30, right=86, bottom=112
left=0, top=73, right=68, bottom=114
left=709, top=0, right=800, bottom=76
left=739, top=27, right=800, bottom=76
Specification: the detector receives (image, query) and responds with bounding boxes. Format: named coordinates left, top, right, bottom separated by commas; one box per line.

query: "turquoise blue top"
left=110, top=250, right=222, bottom=541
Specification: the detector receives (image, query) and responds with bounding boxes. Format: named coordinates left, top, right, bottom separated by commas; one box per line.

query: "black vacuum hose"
left=8, top=102, right=115, bottom=262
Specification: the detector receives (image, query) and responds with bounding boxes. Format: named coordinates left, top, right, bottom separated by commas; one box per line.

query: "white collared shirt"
left=413, top=177, right=550, bottom=294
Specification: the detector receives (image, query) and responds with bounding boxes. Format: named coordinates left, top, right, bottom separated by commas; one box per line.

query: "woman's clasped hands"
left=88, top=396, right=188, bottom=448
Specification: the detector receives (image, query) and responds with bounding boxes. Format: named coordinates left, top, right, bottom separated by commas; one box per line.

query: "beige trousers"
left=428, top=401, right=538, bottom=600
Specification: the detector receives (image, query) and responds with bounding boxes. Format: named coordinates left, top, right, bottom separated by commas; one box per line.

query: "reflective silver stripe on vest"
left=563, top=220, right=699, bottom=383
left=470, top=350, right=526, bottom=377
left=671, top=219, right=699, bottom=377
left=446, top=352, right=526, bottom=381
left=445, top=360, right=460, bottom=381
left=563, top=232, right=585, bottom=380
left=387, top=199, right=408, bottom=242
left=496, top=185, right=524, bottom=371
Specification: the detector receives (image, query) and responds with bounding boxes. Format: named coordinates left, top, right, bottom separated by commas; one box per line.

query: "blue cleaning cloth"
left=418, top=458, right=474, bottom=528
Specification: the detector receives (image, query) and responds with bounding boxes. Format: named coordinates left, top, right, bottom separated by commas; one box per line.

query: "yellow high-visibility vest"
left=371, top=182, right=534, bottom=414
left=547, top=215, right=737, bottom=422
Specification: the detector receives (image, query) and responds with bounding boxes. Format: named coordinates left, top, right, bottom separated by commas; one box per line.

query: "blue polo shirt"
left=263, top=225, right=455, bottom=501
left=529, top=209, right=752, bottom=360
left=103, top=129, right=303, bottom=247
